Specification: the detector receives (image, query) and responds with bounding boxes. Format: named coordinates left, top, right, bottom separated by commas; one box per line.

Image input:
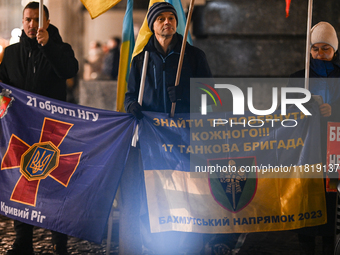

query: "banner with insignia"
left=0, top=83, right=136, bottom=243
left=139, top=105, right=327, bottom=234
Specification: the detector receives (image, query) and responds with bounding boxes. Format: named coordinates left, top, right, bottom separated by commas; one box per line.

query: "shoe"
left=6, top=249, right=34, bottom=255
left=212, top=243, right=231, bottom=255
left=53, top=252, right=69, bottom=255
left=53, top=250, right=69, bottom=255
left=53, top=244, right=69, bottom=255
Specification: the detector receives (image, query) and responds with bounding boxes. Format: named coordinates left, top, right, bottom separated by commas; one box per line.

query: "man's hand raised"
left=36, top=28, right=49, bottom=46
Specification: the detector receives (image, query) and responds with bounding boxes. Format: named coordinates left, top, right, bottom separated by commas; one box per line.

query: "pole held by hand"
left=39, top=0, right=44, bottom=28
left=131, top=51, right=150, bottom=147
left=170, top=0, right=195, bottom=118
left=304, top=0, right=313, bottom=90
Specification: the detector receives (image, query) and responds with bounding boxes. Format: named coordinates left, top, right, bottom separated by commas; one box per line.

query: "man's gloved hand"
left=127, top=102, right=144, bottom=120
left=167, top=86, right=182, bottom=103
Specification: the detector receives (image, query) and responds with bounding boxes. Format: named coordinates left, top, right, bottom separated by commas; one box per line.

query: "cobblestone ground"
left=0, top=215, right=118, bottom=255
left=0, top=215, right=325, bottom=255
left=237, top=232, right=322, bottom=255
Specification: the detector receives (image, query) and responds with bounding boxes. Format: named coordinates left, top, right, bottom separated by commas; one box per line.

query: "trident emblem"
left=2, top=118, right=82, bottom=206
left=29, top=149, right=53, bottom=174
left=20, top=142, right=59, bottom=181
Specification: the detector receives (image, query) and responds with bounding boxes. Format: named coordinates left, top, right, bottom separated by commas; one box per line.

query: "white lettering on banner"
left=77, top=109, right=99, bottom=121
left=1, top=201, right=29, bottom=219
left=1, top=201, right=46, bottom=222
left=31, top=210, right=46, bottom=223
left=26, top=96, right=99, bottom=122
left=329, top=126, right=340, bottom=141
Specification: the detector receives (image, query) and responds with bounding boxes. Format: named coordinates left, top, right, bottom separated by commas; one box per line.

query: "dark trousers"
left=13, top=220, right=68, bottom=253
left=118, top=146, right=143, bottom=255
left=298, top=191, right=336, bottom=255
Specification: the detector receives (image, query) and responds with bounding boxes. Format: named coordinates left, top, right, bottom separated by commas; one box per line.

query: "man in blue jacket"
left=124, top=2, right=212, bottom=117
left=120, top=2, right=212, bottom=254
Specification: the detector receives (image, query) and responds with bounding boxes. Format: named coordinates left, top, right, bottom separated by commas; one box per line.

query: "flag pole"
left=105, top=206, right=114, bottom=255
left=39, top=0, right=44, bottom=28
left=304, top=0, right=313, bottom=90
left=131, top=51, right=149, bottom=147
left=170, top=0, right=195, bottom=118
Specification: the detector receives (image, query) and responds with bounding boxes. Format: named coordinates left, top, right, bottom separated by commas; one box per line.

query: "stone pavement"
left=0, top=215, right=118, bottom=255
left=0, top=214, right=325, bottom=255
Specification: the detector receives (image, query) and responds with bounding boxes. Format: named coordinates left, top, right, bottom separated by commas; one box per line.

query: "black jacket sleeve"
left=40, top=39, right=79, bottom=79
left=193, top=47, right=212, bottom=78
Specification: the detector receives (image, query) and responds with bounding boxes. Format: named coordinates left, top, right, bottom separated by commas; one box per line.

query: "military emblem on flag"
left=1, top=118, right=82, bottom=206
left=208, top=157, right=257, bottom=213
left=0, top=89, right=14, bottom=119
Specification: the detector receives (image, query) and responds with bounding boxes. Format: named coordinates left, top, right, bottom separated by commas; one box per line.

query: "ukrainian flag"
left=116, top=0, right=193, bottom=112
left=167, top=0, right=192, bottom=43
left=116, top=0, right=135, bottom=112
left=81, top=0, right=122, bottom=19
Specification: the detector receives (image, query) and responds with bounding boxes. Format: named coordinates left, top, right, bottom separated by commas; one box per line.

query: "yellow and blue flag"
left=116, top=0, right=135, bottom=112
left=139, top=107, right=326, bottom=234
left=116, top=0, right=193, bottom=112
left=167, top=0, right=192, bottom=43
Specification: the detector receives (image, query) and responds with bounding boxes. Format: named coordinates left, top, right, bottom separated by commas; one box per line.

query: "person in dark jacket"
left=124, top=3, right=212, bottom=117
left=289, top=21, right=340, bottom=255
left=0, top=2, right=78, bottom=255
left=102, top=36, right=120, bottom=80
left=0, top=3, right=78, bottom=103
left=119, top=2, right=212, bottom=255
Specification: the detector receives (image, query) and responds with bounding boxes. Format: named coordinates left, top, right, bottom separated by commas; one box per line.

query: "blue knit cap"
left=147, top=2, right=178, bottom=32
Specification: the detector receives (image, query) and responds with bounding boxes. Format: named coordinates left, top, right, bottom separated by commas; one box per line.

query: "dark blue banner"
left=0, top=83, right=136, bottom=243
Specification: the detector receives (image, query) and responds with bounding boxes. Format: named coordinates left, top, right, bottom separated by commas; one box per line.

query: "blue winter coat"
left=289, top=54, right=340, bottom=167
left=289, top=55, right=340, bottom=237
left=124, top=33, right=212, bottom=114
left=289, top=55, right=340, bottom=122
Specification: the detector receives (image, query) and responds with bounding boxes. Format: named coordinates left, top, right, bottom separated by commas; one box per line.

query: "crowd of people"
left=83, top=36, right=121, bottom=81
left=1, top=1, right=340, bottom=255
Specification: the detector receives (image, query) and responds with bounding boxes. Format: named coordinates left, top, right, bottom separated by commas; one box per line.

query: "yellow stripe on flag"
left=145, top=169, right=327, bottom=233
left=132, top=0, right=164, bottom=60
left=81, top=0, right=122, bottom=19
left=116, top=0, right=192, bottom=111
left=116, top=41, right=132, bottom=112
left=116, top=0, right=135, bottom=112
